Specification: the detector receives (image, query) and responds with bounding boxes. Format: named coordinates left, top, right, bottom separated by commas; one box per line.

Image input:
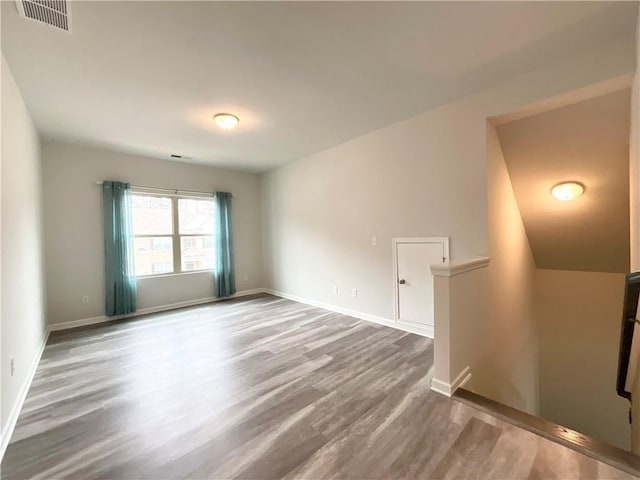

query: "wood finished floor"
left=1, top=294, right=636, bottom=479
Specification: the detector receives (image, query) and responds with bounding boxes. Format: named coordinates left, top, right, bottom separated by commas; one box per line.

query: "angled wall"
left=497, top=90, right=631, bottom=274
left=629, top=8, right=640, bottom=456
left=494, top=80, right=634, bottom=448
left=485, top=123, right=538, bottom=413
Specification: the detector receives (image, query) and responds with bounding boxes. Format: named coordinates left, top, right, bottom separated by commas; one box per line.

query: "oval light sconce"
left=214, top=113, right=239, bottom=130
left=551, top=181, right=585, bottom=201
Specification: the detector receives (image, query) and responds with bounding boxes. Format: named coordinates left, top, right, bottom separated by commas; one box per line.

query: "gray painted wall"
left=1, top=57, right=47, bottom=443
left=41, top=143, right=264, bottom=327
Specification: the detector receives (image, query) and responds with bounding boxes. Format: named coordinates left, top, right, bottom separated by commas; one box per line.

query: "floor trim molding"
left=431, top=366, right=472, bottom=396
left=0, top=330, right=50, bottom=462
left=48, top=288, right=266, bottom=332
left=265, top=289, right=433, bottom=338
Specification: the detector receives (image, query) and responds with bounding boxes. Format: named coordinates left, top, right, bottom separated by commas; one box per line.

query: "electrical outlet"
left=10, top=358, right=15, bottom=376
left=331, top=285, right=339, bottom=295
left=352, top=288, right=358, bottom=298
left=81, top=295, right=89, bottom=304
left=371, top=237, right=378, bottom=246
left=242, top=274, right=248, bottom=282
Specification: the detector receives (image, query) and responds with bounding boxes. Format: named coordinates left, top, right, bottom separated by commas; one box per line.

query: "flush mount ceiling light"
left=214, top=113, right=239, bottom=130
left=551, top=181, right=585, bottom=201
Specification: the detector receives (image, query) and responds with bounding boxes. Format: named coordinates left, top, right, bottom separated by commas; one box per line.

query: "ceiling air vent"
left=16, top=0, right=71, bottom=32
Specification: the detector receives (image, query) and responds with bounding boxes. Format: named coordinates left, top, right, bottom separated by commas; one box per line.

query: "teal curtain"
left=214, top=191, right=236, bottom=298
left=103, top=181, right=137, bottom=316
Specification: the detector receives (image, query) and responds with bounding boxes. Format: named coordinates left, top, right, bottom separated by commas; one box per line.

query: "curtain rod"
left=94, top=181, right=235, bottom=197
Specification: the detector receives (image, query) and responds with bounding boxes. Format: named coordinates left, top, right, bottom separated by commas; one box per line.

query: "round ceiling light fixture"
left=213, top=113, right=239, bottom=130
left=551, top=181, right=585, bottom=201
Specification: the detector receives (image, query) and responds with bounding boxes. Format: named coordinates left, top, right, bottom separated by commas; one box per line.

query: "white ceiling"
left=497, top=89, right=631, bottom=274
left=2, top=1, right=638, bottom=172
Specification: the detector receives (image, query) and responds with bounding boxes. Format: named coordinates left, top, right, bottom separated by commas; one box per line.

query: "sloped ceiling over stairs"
left=497, top=89, right=631, bottom=273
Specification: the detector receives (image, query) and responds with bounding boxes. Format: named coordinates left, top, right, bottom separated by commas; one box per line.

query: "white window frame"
left=132, top=192, right=215, bottom=278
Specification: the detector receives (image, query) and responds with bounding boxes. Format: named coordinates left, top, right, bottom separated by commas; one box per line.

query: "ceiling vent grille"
left=16, top=0, right=71, bottom=32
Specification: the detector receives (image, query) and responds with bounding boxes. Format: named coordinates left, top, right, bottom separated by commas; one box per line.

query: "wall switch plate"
left=332, top=285, right=339, bottom=295
left=82, top=295, right=89, bottom=304
left=352, top=288, right=358, bottom=298
left=371, top=237, right=378, bottom=246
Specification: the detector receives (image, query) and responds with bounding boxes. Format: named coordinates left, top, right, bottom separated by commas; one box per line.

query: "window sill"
left=136, top=269, right=214, bottom=280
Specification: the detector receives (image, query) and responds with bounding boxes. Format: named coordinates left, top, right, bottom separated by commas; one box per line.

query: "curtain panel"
left=213, top=191, right=236, bottom=298
left=103, top=181, right=137, bottom=316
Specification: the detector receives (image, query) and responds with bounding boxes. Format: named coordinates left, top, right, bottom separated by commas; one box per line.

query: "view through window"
left=131, top=194, right=215, bottom=276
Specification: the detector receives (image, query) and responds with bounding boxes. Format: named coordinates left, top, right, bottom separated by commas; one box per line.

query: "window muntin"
left=131, top=194, right=215, bottom=276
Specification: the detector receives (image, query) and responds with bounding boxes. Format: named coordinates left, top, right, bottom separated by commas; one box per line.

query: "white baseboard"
left=0, top=330, right=50, bottom=462
left=431, top=366, right=472, bottom=397
left=48, top=288, right=266, bottom=332
left=397, top=320, right=433, bottom=338
left=264, top=289, right=433, bottom=338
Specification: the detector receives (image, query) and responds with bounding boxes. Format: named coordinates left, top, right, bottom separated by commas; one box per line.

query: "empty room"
left=2, top=1, right=640, bottom=478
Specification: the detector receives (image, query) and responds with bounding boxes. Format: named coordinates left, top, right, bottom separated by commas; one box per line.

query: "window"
left=131, top=194, right=215, bottom=276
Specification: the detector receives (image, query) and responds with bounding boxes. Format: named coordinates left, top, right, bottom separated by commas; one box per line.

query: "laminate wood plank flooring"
left=1, top=294, right=636, bottom=479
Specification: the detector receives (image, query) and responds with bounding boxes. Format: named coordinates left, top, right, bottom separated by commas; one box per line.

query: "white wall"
left=537, top=269, right=629, bottom=450
left=262, top=38, right=633, bottom=316
left=42, top=142, right=264, bottom=327
left=1, top=57, right=47, bottom=445
left=431, top=261, right=490, bottom=397
left=261, top=39, right=634, bottom=409
left=484, top=124, right=538, bottom=413
left=261, top=98, right=489, bottom=318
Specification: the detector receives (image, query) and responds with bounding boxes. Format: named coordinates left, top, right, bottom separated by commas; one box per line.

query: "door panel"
left=396, top=242, right=444, bottom=327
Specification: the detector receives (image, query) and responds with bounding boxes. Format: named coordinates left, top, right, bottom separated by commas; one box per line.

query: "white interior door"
left=394, top=238, right=448, bottom=333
